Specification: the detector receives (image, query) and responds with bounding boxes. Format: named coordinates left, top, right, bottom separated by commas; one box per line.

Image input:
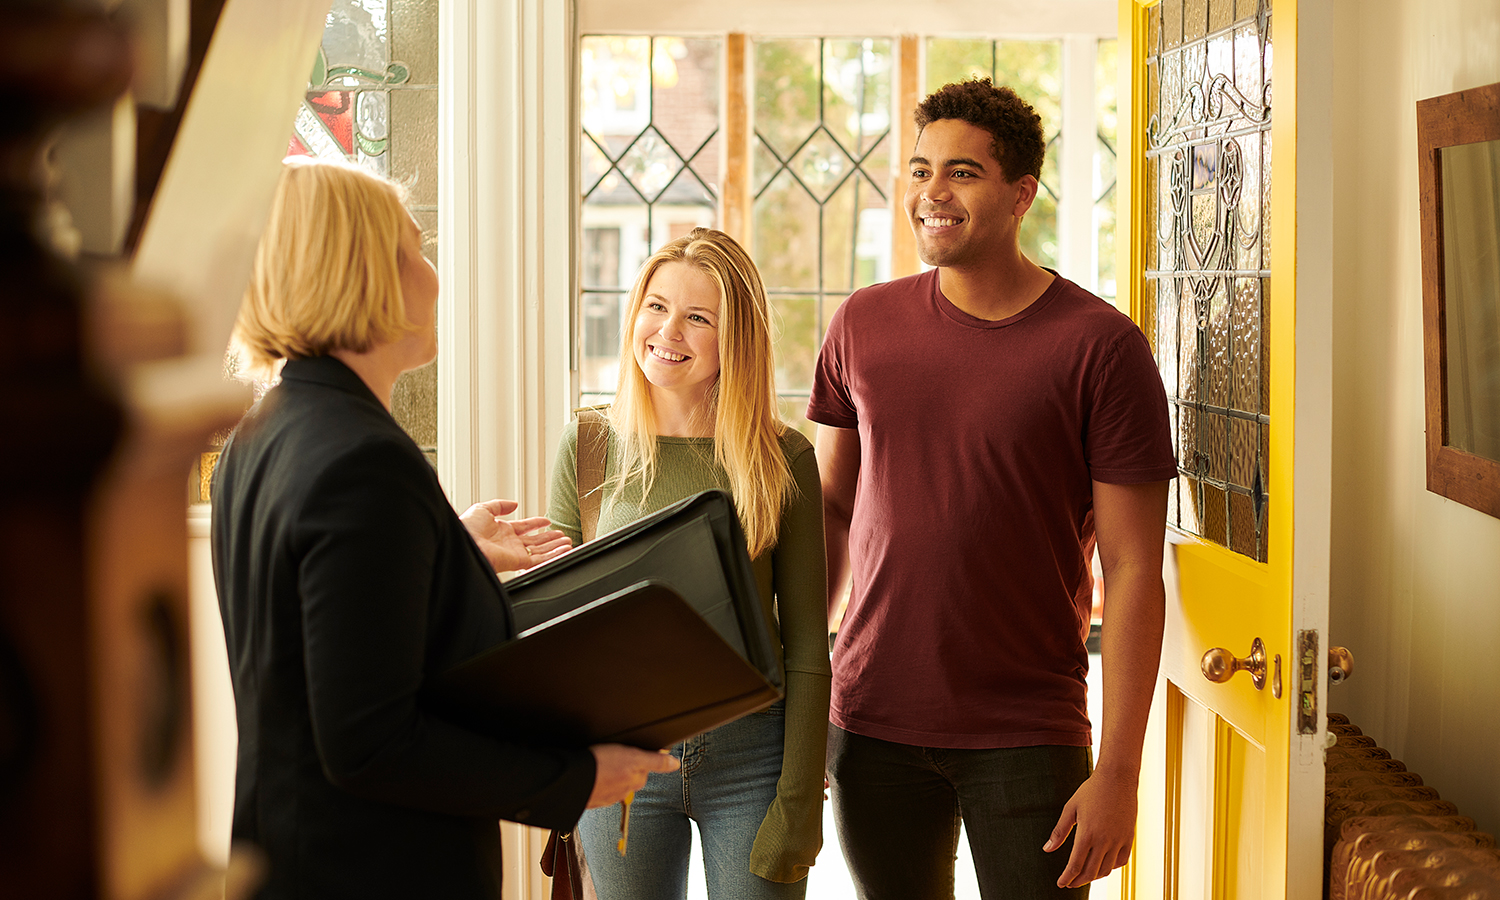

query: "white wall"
left=1329, top=0, right=1500, bottom=834
left=579, top=0, right=1116, bottom=36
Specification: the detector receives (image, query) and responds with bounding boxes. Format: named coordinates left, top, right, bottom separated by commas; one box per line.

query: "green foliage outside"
left=753, top=39, right=892, bottom=408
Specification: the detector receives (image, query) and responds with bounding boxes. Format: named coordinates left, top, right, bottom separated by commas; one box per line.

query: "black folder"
left=504, top=488, right=783, bottom=694
left=425, top=580, right=780, bottom=749
left=425, top=489, right=783, bottom=749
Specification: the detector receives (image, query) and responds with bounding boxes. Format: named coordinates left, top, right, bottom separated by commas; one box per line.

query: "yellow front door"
left=1117, top=1, right=1333, bottom=898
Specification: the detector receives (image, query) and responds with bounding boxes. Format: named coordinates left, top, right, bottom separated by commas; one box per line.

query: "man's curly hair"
left=914, top=77, right=1045, bottom=183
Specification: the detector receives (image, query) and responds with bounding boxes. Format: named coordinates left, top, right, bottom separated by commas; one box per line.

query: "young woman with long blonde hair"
left=548, top=228, right=830, bottom=897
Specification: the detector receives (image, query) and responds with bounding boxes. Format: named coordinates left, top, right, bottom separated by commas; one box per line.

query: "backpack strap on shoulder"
left=575, top=407, right=608, bottom=543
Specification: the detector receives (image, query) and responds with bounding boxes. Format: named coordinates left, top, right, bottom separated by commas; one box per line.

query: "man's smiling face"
left=904, top=117, right=1038, bottom=270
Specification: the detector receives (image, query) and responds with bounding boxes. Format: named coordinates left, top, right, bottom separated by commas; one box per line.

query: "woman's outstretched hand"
left=460, top=499, right=572, bottom=573
left=587, top=744, right=679, bottom=808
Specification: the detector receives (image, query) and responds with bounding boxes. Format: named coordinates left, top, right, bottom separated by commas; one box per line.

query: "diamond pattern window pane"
left=582, top=135, right=612, bottom=195
left=822, top=170, right=892, bottom=296
left=574, top=31, right=1118, bottom=444
left=755, top=40, right=822, bottom=160
left=755, top=169, right=822, bottom=292
left=823, top=39, right=893, bottom=159
left=619, top=128, right=685, bottom=201
left=652, top=38, right=720, bottom=165
left=752, top=34, right=893, bottom=425
left=579, top=36, right=723, bottom=400
left=790, top=128, right=852, bottom=202
left=752, top=142, right=782, bottom=195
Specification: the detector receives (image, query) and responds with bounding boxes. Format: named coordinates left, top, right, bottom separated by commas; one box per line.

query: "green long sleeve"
left=545, top=419, right=832, bottom=882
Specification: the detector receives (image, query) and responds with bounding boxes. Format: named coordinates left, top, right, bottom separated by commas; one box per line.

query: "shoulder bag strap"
left=575, top=407, right=607, bottom=543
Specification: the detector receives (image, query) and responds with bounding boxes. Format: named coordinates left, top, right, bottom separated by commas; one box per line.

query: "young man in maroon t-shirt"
left=807, top=79, right=1177, bottom=898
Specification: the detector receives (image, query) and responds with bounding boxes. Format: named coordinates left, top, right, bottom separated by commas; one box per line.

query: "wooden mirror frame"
left=1417, top=81, right=1500, bottom=519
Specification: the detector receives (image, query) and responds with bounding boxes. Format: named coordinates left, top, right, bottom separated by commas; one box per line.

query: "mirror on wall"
left=1418, top=81, right=1500, bottom=518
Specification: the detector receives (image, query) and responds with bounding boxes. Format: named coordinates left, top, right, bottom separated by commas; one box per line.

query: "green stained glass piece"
left=310, top=46, right=328, bottom=88
left=355, top=132, right=388, bottom=156
left=325, top=62, right=411, bottom=85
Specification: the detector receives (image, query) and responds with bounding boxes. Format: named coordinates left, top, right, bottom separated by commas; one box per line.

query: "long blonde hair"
left=233, top=157, right=412, bottom=375
left=609, top=228, right=792, bottom=558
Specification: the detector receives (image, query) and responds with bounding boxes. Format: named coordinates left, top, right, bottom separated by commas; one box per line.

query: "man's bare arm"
left=1047, top=479, right=1169, bottom=889
left=816, top=425, right=861, bottom=631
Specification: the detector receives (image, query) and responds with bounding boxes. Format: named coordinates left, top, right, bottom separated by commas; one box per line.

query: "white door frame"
left=439, top=0, right=577, bottom=518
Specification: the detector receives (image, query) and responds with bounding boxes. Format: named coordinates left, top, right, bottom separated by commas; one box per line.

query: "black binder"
left=425, top=580, right=780, bottom=749
left=425, top=489, right=784, bottom=749
left=505, top=488, right=783, bottom=693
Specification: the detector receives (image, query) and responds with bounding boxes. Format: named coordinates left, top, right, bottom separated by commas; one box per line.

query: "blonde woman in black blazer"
left=211, top=157, right=675, bottom=899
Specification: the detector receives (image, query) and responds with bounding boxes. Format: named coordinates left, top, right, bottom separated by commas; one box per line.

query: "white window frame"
left=439, top=0, right=576, bottom=518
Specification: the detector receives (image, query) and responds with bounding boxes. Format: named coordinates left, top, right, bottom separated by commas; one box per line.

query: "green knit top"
left=546, top=418, right=831, bottom=883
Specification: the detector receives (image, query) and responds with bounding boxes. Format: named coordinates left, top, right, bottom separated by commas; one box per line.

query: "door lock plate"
left=1297, top=630, right=1318, bottom=734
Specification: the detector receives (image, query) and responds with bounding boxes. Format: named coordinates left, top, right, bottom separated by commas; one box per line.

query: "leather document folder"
left=425, top=580, right=781, bottom=749
left=503, top=489, right=784, bottom=694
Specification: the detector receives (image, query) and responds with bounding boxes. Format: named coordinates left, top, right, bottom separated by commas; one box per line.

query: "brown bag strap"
left=576, top=407, right=608, bottom=543
left=540, top=828, right=584, bottom=900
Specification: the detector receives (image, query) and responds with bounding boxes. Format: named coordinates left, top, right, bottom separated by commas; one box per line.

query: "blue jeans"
left=827, top=725, right=1092, bottom=900
left=579, top=703, right=807, bottom=900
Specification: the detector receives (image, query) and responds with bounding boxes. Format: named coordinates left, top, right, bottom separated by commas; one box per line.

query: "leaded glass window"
left=1096, top=38, right=1119, bottom=301
left=291, top=0, right=439, bottom=465
left=576, top=33, right=1114, bottom=442
left=579, top=36, right=722, bottom=406
left=1144, top=0, right=1271, bottom=561
left=753, top=38, right=893, bottom=432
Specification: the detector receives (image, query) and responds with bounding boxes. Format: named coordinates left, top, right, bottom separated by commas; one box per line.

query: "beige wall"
left=1329, top=0, right=1500, bottom=835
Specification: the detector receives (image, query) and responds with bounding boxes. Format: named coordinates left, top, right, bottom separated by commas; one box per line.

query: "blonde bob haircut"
left=609, top=227, right=793, bottom=558
left=233, top=156, right=413, bottom=373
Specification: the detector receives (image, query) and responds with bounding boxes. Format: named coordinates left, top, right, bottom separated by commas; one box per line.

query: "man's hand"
left=459, top=499, right=571, bottom=574
left=587, top=744, right=679, bottom=808
left=1044, top=769, right=1140, bottom=888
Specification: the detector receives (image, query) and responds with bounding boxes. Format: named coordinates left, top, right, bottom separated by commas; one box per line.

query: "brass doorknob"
left=1201, top=637, right=1268, bottom=690
left=1328, top=647, right=1354, bottom=685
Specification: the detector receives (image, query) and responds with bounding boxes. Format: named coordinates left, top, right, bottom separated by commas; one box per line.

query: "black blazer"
left=211, top=356, right=593, bottom=899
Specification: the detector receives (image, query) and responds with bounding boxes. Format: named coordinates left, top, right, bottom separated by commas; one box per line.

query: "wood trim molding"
left=892, top=34, right=920, bottom=280
left=722, top=34, right=751, bottom=249
left=1417, top=80, right=1500, bottom=519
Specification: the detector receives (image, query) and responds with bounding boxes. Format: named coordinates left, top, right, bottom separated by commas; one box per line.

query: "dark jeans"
left=827, top=725, right=1092, bottom=900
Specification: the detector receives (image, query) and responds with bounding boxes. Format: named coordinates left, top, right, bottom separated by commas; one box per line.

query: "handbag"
left=540, top=827, right=589, bottom=900
left=537, top=406, right=609, bottom=900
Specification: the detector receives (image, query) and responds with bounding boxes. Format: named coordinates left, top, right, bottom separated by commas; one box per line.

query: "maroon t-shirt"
left=807, top=269, right=1177, bottom=749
